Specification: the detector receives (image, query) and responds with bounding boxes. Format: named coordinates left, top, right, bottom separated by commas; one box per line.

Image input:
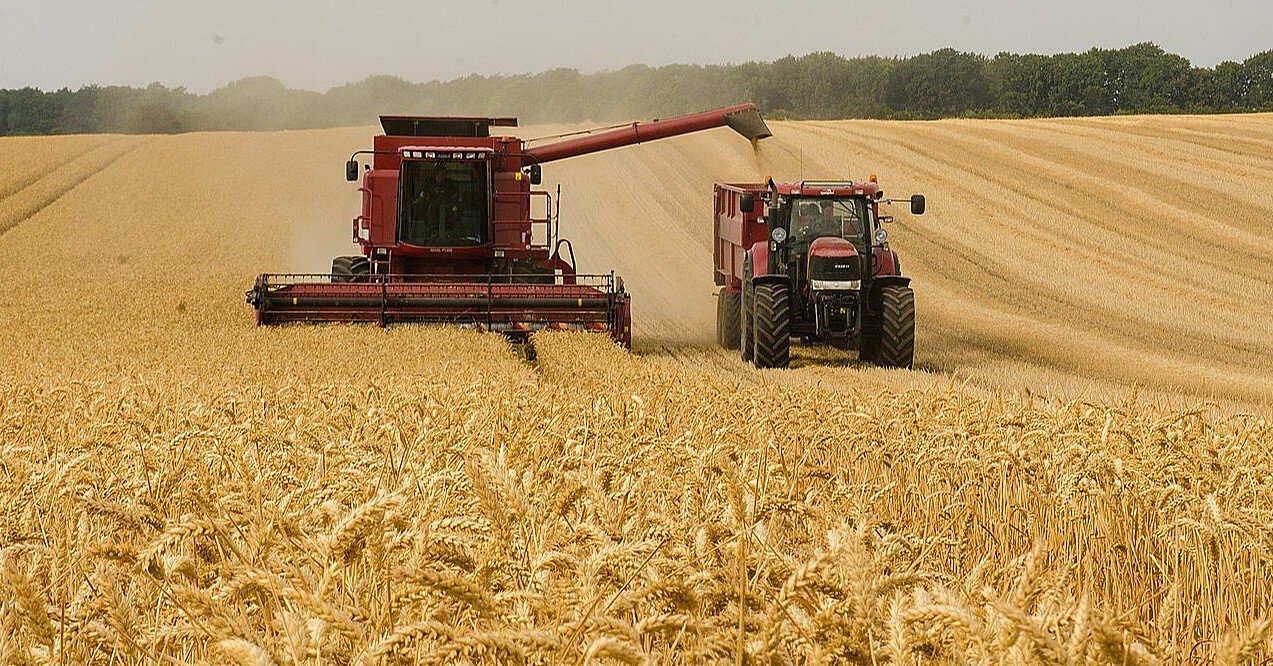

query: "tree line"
left=2, top=43, right=1271, bottom=136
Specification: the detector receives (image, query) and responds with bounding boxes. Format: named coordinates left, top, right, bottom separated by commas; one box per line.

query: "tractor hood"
left=807, top=237, right=862, bottom=290
left=808, top=236, right=859, bottom=258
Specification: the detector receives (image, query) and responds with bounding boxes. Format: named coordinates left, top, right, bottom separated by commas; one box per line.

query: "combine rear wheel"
left=875, top=285, right=915, bottom=368
left=752, top=283, right=790, bottom=369
left=717, top=288, right=740, bottom=350
left=740, top=282, right=754, bottom=362
left=331, top=255, right=369, bottom=283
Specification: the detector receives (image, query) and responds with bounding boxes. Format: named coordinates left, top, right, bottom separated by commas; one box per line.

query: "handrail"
left=491, top=190, right=555, bottom=249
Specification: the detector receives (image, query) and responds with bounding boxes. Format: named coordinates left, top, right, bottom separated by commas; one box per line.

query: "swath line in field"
left=0, top=139, right=143, bottom=237
left=0, top=136, right=124, bottom=202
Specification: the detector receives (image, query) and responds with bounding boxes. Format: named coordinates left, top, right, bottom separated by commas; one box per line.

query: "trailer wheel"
left=875, top=285, right=915, bottom=368
left=331, top=255, right=370, bottom=283
left=752, top=283, right=790, bottom=369
left=717, top=288, right=740, bottom=350
left=740, top=281, right=754, bottom=362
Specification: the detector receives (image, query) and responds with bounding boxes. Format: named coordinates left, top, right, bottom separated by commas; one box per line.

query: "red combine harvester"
left=247, top=105, right=771, bottom=347
left=713, top=178, right=925, bottom=368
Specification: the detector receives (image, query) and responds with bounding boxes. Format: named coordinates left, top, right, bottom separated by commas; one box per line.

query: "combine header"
left=247, top=105, right=770, bottom=347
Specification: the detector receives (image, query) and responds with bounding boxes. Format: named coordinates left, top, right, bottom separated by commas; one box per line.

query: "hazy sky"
left=3, top=0, right=1270, bottom=92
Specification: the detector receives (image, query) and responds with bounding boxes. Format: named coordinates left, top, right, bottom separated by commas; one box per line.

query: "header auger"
left=247, top=104, right=771, bottom=346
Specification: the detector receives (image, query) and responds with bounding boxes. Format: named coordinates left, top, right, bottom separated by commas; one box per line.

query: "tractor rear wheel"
left=752, top=283, right=790, bottom=369
left=717, top=288, right=740, bottom=350
left=331, top=255, right=369, bottom=283
left=740, top=282, right=754, bottom=362
left=875, top=285, right=915, bottom=368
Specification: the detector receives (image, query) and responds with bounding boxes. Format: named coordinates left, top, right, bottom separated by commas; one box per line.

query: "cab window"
left=791, top=197, right=868, bottom=247
left=398, top=160, right=488, bottom=247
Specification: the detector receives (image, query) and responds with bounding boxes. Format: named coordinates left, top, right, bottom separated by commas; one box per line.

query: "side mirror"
left=527, top=164, right=542, bottom=185
left=740, top=192, right=756, bottom=213
left=910, top=194, right=926, bottom=215
left=346, top=159, right=359, bottom=182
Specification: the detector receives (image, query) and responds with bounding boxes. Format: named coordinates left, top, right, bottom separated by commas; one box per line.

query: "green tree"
left=1243, top=50, right=1273, bottom=109
left=884, top=48, right=991, bottom=117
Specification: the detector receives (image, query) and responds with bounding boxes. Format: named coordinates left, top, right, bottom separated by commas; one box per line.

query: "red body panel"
left=713, top=183, right=770, bottom=289
left=871, top=246, right=900, bottom=276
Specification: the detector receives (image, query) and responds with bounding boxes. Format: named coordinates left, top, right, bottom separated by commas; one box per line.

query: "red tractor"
left=713, top=178, right=925, bottom=368
left=247, top=105, right=771, bottom=347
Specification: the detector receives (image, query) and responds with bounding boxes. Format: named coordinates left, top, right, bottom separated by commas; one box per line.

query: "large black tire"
left=875, top=285, right=915, bottom=368
left=752, top=283, right=791, bottom=369
left=717, top=288, right=741, bottom=350
left=740, top=281, right=754, bottom=362
left=331, top=255, right=369, bottom=283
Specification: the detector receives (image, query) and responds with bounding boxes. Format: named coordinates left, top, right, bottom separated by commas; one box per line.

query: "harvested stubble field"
left=1, top=115, right=1272, bottom=664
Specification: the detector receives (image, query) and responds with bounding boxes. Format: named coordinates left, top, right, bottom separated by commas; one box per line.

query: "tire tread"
left=876, top=285, right=915, bottom=368
left=752, top=283, right=790, bottom=368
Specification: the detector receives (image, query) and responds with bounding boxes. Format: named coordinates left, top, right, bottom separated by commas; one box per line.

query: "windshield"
left=790, top=197, right=869, bottom=248
left=398, top=160, right=488, bottom=247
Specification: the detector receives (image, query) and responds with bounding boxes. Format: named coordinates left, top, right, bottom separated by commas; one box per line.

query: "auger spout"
left=524, top=103, right=771, bottom=165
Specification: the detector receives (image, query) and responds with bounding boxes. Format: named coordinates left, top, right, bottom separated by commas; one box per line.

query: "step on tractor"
left=247, top=105, right=772, bottom=347
left=713, top=178, right=925, bottom=368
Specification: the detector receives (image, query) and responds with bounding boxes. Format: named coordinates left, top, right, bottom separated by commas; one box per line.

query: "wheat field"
left=1, top=116, right=1272, bottom=664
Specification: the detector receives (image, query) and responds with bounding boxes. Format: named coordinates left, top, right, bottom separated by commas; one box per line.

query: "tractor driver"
left=412, top=164, right=461, bottom=242
left=795, top=202, right=839, bottom=242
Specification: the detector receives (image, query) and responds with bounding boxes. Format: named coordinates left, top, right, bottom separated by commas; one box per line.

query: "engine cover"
left=807, top=237, right=860, bottom=290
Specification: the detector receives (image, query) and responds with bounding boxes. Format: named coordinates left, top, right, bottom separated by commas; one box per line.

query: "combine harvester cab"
left=247, top=105, right=771, bottom=347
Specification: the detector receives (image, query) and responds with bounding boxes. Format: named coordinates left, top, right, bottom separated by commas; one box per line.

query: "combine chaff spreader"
left=246, top=105, right=771, bottom=347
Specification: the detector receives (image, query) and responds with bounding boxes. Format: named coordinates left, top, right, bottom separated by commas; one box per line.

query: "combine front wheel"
left=331, top=255, right=370, bottom=283
left=875, top=285, right=915, bottom=368
left=752, top=283, right=790, bottom=369
left=717, top=288, right=740, bottom=350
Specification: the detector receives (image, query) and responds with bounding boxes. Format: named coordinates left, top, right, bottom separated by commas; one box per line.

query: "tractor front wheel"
left=752, top=283, right=790, bottom=369
left=874, top=285, right=915, bottom=368
left=740, top=282, right=754, bottom=362
left=717, top=288, right=741, bottom=350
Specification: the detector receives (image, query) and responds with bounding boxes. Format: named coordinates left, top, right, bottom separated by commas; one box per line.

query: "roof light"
left=424, top=151, right=435, bottom=159
left=869, top=174, right=878, bottom=183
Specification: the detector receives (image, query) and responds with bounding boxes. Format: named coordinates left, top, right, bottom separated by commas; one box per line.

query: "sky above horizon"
left=3, top=0, right=1269, bottom=93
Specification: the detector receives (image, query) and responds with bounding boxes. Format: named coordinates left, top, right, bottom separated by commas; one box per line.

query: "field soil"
left=1, top=115, right=1271, bottom=663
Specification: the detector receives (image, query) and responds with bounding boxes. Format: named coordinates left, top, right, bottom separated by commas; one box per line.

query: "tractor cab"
left=766, top=182, right=882, bottom=294
left=788, top=196, right=870, bottom=250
